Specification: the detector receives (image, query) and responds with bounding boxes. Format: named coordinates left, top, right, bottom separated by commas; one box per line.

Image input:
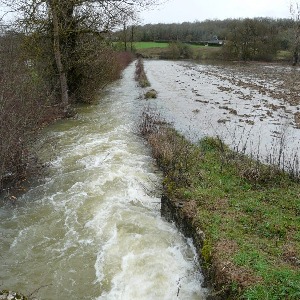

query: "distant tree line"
left=116, top=18, right=297, bottom=61
left=222, top=18, right=289, bottom=61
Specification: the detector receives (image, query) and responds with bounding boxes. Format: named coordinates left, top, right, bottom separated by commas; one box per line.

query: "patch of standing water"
left=0, top=63, right=207, bottom=299
left=144, top=60, right=300, bottom=171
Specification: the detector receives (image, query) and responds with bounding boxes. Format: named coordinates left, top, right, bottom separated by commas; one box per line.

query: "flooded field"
left=144, top=60, right=300, bottom=171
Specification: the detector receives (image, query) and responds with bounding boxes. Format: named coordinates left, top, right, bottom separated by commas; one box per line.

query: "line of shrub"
left=135, top=57, right=151, bottom=87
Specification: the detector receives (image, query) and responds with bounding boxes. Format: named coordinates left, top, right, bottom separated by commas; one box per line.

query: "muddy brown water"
left=0, top=63, right=207, bottom=299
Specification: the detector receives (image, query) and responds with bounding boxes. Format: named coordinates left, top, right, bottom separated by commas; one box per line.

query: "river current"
left=0, top=63, right=207, bottom=299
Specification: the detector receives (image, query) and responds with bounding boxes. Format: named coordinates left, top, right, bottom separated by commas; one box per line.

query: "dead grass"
left=140, top=111, right=300, bottom=299
left=212, top=240, right=263, bottom=289
left=144, top=89, right=158, bottom=99
left=135, top=57, right=150, bottom=87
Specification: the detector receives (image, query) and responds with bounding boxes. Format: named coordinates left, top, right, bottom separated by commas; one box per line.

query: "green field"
left=133, top=42, right=170, bottom=49
left=133, top=41, right=207, bottom=49
left=132, top=41, right=221, bottom=60
left=120, top=41, right=291, bottom=62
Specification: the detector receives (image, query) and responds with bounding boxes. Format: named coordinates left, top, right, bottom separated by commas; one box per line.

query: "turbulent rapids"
left=0, top=63, right=207, bottom=300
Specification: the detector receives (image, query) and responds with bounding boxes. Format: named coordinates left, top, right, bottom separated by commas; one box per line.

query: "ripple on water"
left=0, top=62, right=207, bottom=299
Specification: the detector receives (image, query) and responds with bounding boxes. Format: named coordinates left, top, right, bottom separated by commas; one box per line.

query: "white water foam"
left=0, top=62, right=207, bottom=299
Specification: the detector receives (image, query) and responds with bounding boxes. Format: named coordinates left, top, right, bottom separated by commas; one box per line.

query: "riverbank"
left=0, top=62, right=207, bottom=299
left=0, top=51, right=134, bottom=201
left=140, top=111, right=300, bottom=299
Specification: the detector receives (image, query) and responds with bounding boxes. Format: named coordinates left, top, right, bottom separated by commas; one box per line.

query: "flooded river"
left=0, top=63, right=207, bottom=299
left=2, top=59, right=299, bottom=299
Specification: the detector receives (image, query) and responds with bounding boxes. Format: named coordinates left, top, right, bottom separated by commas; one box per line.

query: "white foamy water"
left=0, top=62, right=207, bottom=299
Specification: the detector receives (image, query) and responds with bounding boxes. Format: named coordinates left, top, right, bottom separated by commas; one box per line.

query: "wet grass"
left=194, top=138, right=300, bottom=299
left=133, top=42, right=170, bottom=49
left=134, top=42, right=221, bottom=60
left=140, top=112, right=300, bottom=299
left=134, top=42, right=288, bottom=62
left=133, top=41, right=210, bottom=50
left=276, top=50, right=292, bottom=62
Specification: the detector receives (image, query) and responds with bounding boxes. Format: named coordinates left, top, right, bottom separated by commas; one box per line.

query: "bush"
left=65, top=36, right=134, bottom=103
left=163, top=41, right=194, bottom=59
left=145, top=89, right=157, bottom=99
left=0, top=31, right=59, bottom=191
left=135, top=57, right=150, bottom=87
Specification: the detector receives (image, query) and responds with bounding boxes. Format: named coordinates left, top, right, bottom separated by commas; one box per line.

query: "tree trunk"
left=57, top=2, right=78, bottom=100
left=48, top=0, right=69, bottom=112
left=130, top=25, right=134, bottom=52
left=123, top=22, right=127, bottom=51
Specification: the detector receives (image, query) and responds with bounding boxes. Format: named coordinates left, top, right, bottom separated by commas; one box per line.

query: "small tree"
left=167, top=41, right=193, bottom=59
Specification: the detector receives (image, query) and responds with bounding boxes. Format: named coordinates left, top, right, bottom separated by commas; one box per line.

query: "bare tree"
left=3, top=0, right=164, bottom=105
left=0, top=0, right=165, bottom=188
left=222, top=18, right=280, bottom=61
left=0, top=29, right=57, bottom=190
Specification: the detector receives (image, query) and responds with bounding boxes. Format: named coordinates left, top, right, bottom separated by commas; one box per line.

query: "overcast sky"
left=0, top=0, right=294, bottom=25
left=140, top=0, right=293, bottom=24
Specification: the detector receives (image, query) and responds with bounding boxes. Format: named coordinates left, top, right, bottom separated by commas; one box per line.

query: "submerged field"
left=139, top=59, right=300, bottom=299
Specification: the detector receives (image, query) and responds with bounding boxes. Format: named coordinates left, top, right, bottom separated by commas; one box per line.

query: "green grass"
left=276, top=50, right=292, bottom=61
left=141, top=117, right=300, bottom=299
left=192, top=138, right=300, bottom=299
left=133, top=42, right=170, bottom=49
left=133, top=41, right=208, bottom=49
left=133, top=41, right=222, bottom=60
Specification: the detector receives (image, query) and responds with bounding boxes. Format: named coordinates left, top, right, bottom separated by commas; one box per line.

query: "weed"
left=144, top=89, right=158, bottom=99
left=201, top=239, right=213, bottom=266
left=140, top=110, right=300, bottom=299
left=135, top=57, right=150, bottom=87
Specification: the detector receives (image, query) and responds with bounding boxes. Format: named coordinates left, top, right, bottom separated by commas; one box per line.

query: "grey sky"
left=0, top=0, right=293, bottom=25
left=140, top=0, right=292, bottom=24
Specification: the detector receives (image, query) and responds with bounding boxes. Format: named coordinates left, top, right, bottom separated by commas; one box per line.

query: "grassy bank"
left=140, top=112, right=300, bottom=299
